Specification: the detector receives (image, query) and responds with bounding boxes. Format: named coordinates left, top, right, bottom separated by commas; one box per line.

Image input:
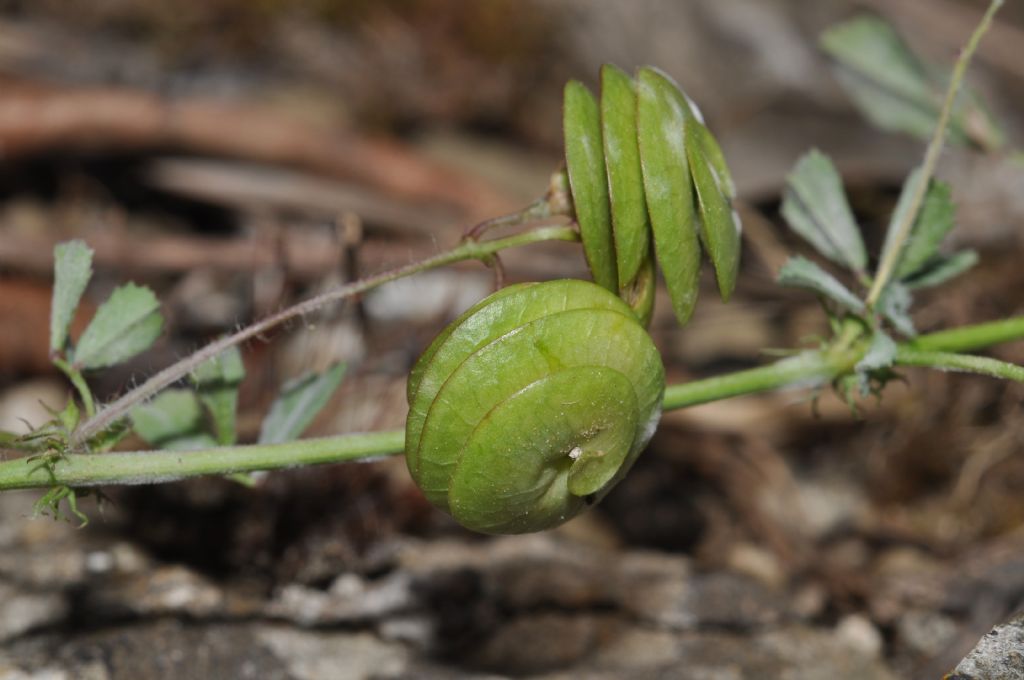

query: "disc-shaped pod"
left=405, top=280, right=665, bottom=534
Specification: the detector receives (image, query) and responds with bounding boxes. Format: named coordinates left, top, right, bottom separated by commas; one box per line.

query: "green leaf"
left=73, top=283, right=163, bottom=369
left=259, top=362, right=346, bottom=445
left=780, top=150, right=867, bottom=272
left=50, top=240, right=93, bottom=354
left=52, top=357, right=96, bottom=418
left=854, top=330, right=898, bottom=396
left=821, top=16, right=935, bottom=120
left=693, top=116, right=736, bottom=198
left=564, top=79, right=618, bottom=292
left=686, top=114, right=740, bottom=301
left=820, top=15, right=1005, bottom=151
left=895, top=178, right=956, bottom=280
left=856, top=330, right=897, bottom=374
left=878, top=282, right=915, bottom=337
left=636, top=66, right=701, bottom=325
left=191, top=347, right=245, bottom=446
left=87, top=420, right=130, bottom=453
left=904, top=250, right=978, bottom=290
left=132, top=389, right=212, bottom=450
left=600, top=64, right=650, bottom=287
left=777, top=256, right=865, bottom=313
left=57, top=399, right=80, bottom=433
left=880, top=167, right=923, bottom=271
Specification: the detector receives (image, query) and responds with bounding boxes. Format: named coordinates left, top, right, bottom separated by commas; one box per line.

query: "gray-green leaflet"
left=564, top=65, right=741, bottom=325
left=405, top=280, right=665, bottom=534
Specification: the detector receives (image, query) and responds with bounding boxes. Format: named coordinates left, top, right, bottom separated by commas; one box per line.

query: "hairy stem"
left=662, top=351, right=839, bottom=410
left=895, top=347, right=1024, bottom=382
left=0, top=431, right=405, bottom=491
left=3, top=312, right=1023, bottom=491
left=909, top=315, right=1024, bottom=353
left=70, top=224, right=579, bottom=447
left=865, top=0, right=1002, bottom=307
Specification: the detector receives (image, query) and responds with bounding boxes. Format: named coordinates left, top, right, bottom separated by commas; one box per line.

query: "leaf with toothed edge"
left=73, top=283, right=163, bottom=370
left=781, top=150, right=867, bottom=272
left=888, top=172, right=957, bottom=281
left=50, top=240, right=93, bottom=354
left=878, top=282, right=916, bottom=337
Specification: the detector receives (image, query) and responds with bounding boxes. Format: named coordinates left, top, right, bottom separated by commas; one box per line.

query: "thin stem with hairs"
left=865, top=0, right=1003, bottom=307
left=70, top=224, right=579, bottom=447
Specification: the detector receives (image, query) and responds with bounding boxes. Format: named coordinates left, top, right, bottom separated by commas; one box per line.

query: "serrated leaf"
left=878, top=282, right=915, bottom=337
left=564, top=80, right=618, bottom=292
left=854, top=330, right=898, bottom=396
left=777, top=256, right=864, bottom=313
left=50, top=240, right=93, bottom=354
left=781, top=150, right=867, bottom=272
left=636, top=66, right=701, bottom=325
left=73, top=283, right=163, bottom=369
left=882, top=168, right=956, bottom=280
left=601, top=65, right=650, bottom=287
left=856, top=330, right=897, bottom=374
left=258, top=362, right=346, bottom=445
left=894, top=178, right=956, bottom=280
left=905, top=250, right=978, bottom=290
left=821, top=15, right=1005, bottom=151
left=880, top=167, right=923, bottom=270
left=191, top=347, right=245, bottom=446
left=132, top=389, right=210, bottom=450
left=686, top=114, right=740, bottom=301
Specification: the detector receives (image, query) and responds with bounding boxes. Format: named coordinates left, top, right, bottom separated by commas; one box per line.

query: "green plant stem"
left=69, top=224, right=579, bottom=448
left=53, top=359, right=96, bottom=419
left=865, top=0, right=1002, bottom=307
left=895, top=347, right=1024, bottom=382
left=662, top=351, right=839, bottom=410
left=3, top=313, right=1022, bottom=492
left=0, top=431, right=405, bottom=491
left=908, top=316, right=1024, bottom=353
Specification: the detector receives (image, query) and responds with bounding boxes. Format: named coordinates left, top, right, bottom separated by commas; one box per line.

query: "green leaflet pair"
left=564, top=65, right=741, bottom=325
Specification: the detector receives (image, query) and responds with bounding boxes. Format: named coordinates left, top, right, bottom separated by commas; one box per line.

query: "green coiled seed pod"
left=405, top=279, right=665, bottom=534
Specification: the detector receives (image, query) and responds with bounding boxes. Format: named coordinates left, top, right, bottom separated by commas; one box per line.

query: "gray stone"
left=952, top=612, right=1024, bottom=680
left=1, top=620, right=292, bottom=680
left=265, top=572, right=414, bottom=625
left=0, top=582, right=67, bottom=642
left=256, top=626, right=409, bottom=680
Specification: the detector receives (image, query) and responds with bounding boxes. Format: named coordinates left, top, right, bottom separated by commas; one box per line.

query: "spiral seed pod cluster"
left=405, top=279, right=665, bottom=534
left=564, top=65, right=742, bottom=325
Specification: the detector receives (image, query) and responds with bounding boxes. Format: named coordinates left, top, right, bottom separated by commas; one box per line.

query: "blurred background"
left=1, top=1, right=1023, bottom=678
